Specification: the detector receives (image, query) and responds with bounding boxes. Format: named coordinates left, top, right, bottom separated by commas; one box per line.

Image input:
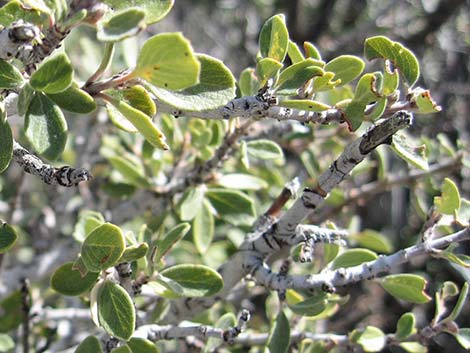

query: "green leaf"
left=80, top=223, right=125, bottom=272
left=101, top=0, right=174, bottom=24
left=160, top=264, right=223, bottom=297
left=133, top=32, right=200, bottom=91
left=147, top=54, right=235, bottom=111
left=364, top=36, right=420, bottom=87
left=267, top=310, right=290, bottom=353
left=259, top=14, right=289, bottom=62
left=127, top=338, right=159, bottom=353
left=246, top=139, right=283, bottom=160
left=204, top=313, right=236, bottom=353
left=119, top=243, right=149, bottom=263
left=256, top=57, right=283, bottom=84
left=73, top=210, right=105, bottom=242
left=24, top=93, right=67, bottom=160
left=30, top=52, right=73, bottom=94
left=0, top=334, right=14, bottom=352
left=279, top=99, right=330, bottom=112
left=324, top=55, right=365, bottom=86
left=17, top=83, right=35, bottom=117
left=399, top=342, right=428, bottom=353
left=205, top=189, right=256, bottom=226
left=97, top=8, right=146, bottom=42
left=410, top=89, right=442, bottom=114
left=331, top=248, right=378, bottom=269
left=217, top=173, right=268, bottom=190
left=122, top=85, right=157, bottom=117
left=352, top=326, right=385, bottom=352
left=382, top=61, right=399, bottom=95
left=395, top=313, right=417, bottom=340
left=0, top=222, right=16, bottom=253
left=0, top=59, right=24, bottom=89
left=107, top=103, right=138, bottom=133
left=381, top=274, right=431, bottom=304
left=47, top=83, right=96, bottom=114
left=193, top=199, right=214, bottom=254
left=275, top=58, right=324, bottom=95
left=287, top=40, right=304, bottom=63
left=107, top=154, right=149, bottom=187
left=98, top=280, right=135, bottom=341
left=0, top=0, right=48, bottom=27
left=0, top=106, right=13, bottom=174
left=365, top=96, right=387, bottom=121
left=350, top=229, right=393, bottom=254
left=75, top=336, right=103, bottom=353
left=434, top=178, right=461, bottom=215
left=51, top=262, right=99, bottom=296
left=109, top=100, right=168, bottom=150
left=177, top=187, right=205, bottom=221
left=0, top=290, right=24, bottom=332
left=441, top=245, right=470, bottom=268
left=238, top=68, right=259, bottom=96
left=304, top=41, right=322, bottom=60
left=454, top=328, right=470, bottom=349
left=287, top=292, right=328, bottom=316
left=154, top=223, right=191, bottom=263
left=445, top=282, right=469, bottom=322
left=391, top=133, right=429, bottom=170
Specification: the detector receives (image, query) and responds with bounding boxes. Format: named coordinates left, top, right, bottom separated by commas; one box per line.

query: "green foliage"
left=50, top=262, right=99, bottom=296
left=259, top=14, right=289, bottom=62
left=101, top=0, right=174, bottom=25
left=0, top=59, right=24, bottom=89
left=331, top=248, right=378, bottom=269
left=351, top=326, right=386, bottom=352
left=30, top=53, right=74, bottom=94
left=395, top=313, right=417, bottom=340
left=47, top=83, right=97, bottom=114
left=75, top=336, right=103, bottom=353
left=0, top=105, right=12, bottom=174
left=0, top=222, right=17, bottom=254
left=97, top=8, right=146, bottom=42
left=434, top=178, right=461, bottom=215
left=267, top=310, right=290, bottom=353
left=381, top=274, right=431, bottom=304
left=0, top=334, right=14, bottom=353
left=0, top=290, right=25, bottom=332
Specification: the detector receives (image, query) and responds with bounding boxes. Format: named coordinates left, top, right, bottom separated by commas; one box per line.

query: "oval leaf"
left=0, top=59, right=24, bottom=89
left=75, top=336, right=103, bottom=353
left=0, top=290, right=23, bottom=332
left=30, top=52, right=73, bottom=94
left=259, top=14, right=289, bottom=62
left=287, top=293, right=328, bottom=317
left=381, top=274, right=431, bottom=304
left=279, top=99, right=330, bottom=112
left=154, top=223, right=191, bottom=263
left=47, top=83, right=96, bottom=114
left=127, top=337, right=159, bottom=353
left=353, top=326, right=385, bottom=352
left=256, top=57, right=283, bottom=84
left=267, top=310, right=290, bottom=353
left=275, top=58, right=324, bottom=95
left=0, top=222, right=17, bottom=254
left=331, top=248, right=378, bottom=269
left=160, top=264, right=223, bottom=297
left=80, top=223, right=125, bottom=272
left=246, top=139, right=283, bottom=160
left=101, top=0, right=174, bottom=24
left=434, top=178, right=461, bottom=215
left=324, top=55, right=364, bottom=86
left=177, top=187, right=205, bottom=221
left=51, top=262, right=99, bottom=296
left=24, top=93, right=67, bottom=160
left=133, top=32, right=200, bottom=91
left=205, top=189, right=256, bottom=226
left=217, top=173, right=268, bottom=190
left=395, top=312, right=416, bottom=340
left=350, top=229, right=393, bottom=254
left=0, top=334, right=14, bottom=352
left=0, top=108, right=13, bottom=173
left=98, top=280, right=135, bottom=341
left=119, top=243, right=149, bottom=263
left=148, top=54, right=235, bottom=111
left=391, top=133, right=429, bottom=170
left=97, top=8, right=146, bottom=42
left=193, top=199, right=214, bottom=254
left=204, top=313, right=236, bottom=353
left=454, top=328, right=470, bottom=350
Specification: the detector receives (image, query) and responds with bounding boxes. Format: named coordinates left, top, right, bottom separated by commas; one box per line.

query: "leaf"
left=133, top=32, right=200, bottom=91
left=98, top=280, right=135, bottom=341
left=160, top=264, right=223, bottom=297
left=0, top=59, right=24, bottom=89
left=238, top=68, right=259, bottom=96
left=410, top=89, right=442, bottom=114
left=395, top=313, right=417, bottom=340
left=278, top=99, right=330, bottom=112
left=50, top=262, right=99, bottom=296
left=0, top=222, right=17, bottom=254
left=267, top=310, right=290, bottom=353
left=352, top=326, right=385, bottom=352
left=73, top=210, right=105, bottom=242
left=331, top=248, right=378, bottom=269
left=350, top=229, right=393, bottom=254
left=304, top=41, right=322, bottom=60
left=204, top=313, right=236, bottom=353
left=287, top=40, right=304, bottom=63
left=118, top=243, right=149, bottom=263
left=47, top=83, right=96, bottom=114
left=97, top=8, right=146, bottom=42
left=205, top=189, right=256, bottom=226
left=256, top=57, right=283, bottom=84
left=17, top=83, right=35, bottom=116
left=127, top=337, right=159, bottom=353
left=147, top=54, right=236, bottom=111
left=453, top=328, right=470, bottom=349
left=0, top=0, right=47, bottom=27
left=122, top=85, right=157, bottom=117
left=80, top=223, right=125, bottom=272
left=434, top=178, right=461, bottom=215
left=101, top=0, right=174, bottom=24
left=0, top=334, right=14, bottom=352
left=0, top=106, right=12, bottom=174
left=275, top=58, right=324, bottom=95
left=154, top=223, right=191, bottom=263
left=109, top=100, right=168, bottom=150
left=0, top=290, right=23, bottom=332
left=246, top=139, right=283, bottom=160
left=30, top=52, right=73, bottom=94
left=193, top=199, right=214, bottom=254
left=259, top=14, right=289, bottom=62
left=24, top=93, right=67, bottom=160
left=177, top=187, right=205, bottom=221
left=324, top=55, right=365, bottom=86
left=107, top=154, right=149, bottom=187
left=399, top=342, right=428, bottom=353
left=364, top=36, right=420, bottom=87
left=391, top=133, right=429, bottom=170
left=217, top=173, right=268, bottom=190
left=445, top=282, right=469, bottom=322
left=286, top=292, right=328, bottom=317
left=381, top=274, right=431, bottom=304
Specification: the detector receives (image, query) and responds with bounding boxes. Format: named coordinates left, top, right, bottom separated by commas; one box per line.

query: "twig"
left=12, top=141, right=92, bottom=187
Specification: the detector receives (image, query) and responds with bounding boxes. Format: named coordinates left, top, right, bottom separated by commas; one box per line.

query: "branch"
left=12, top=141, right=92, bottom=187
left=0, top=21, right=41, bottom=61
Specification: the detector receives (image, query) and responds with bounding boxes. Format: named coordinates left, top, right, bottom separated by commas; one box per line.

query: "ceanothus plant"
left=0, top=1, right=468, bottom=353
